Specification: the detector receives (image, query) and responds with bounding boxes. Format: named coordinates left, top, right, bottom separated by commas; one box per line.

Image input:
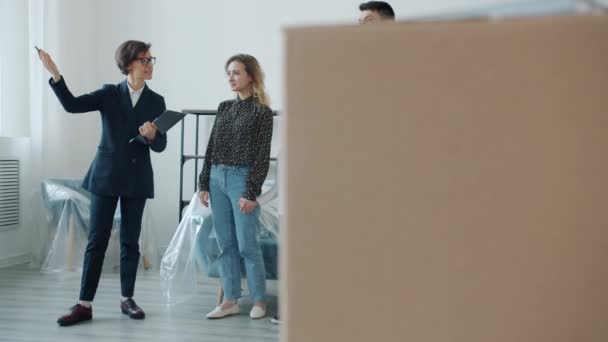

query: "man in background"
left=358, top=1, right=396, bottom=24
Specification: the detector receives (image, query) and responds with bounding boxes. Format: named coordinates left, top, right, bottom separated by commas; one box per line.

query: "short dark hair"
left=115, top=40, right=151, bottom=75
left=359, top=1, right=395, bottom=20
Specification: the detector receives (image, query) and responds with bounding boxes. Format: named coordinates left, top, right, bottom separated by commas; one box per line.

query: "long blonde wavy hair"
left=225, top=54, right=270, bottom=107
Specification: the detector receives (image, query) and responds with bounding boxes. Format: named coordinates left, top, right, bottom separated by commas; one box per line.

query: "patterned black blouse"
left=198, top=96, right=274, bottom=200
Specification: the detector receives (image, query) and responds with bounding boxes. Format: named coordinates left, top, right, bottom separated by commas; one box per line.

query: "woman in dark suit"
left=37, top=40, right=166, bottom=326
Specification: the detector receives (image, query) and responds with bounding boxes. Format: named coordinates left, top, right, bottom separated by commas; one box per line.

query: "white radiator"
left=0, top=160, right=19, bottom=231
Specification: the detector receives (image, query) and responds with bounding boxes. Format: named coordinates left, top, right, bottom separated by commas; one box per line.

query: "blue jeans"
left=209, top=164, right=266, bottom=302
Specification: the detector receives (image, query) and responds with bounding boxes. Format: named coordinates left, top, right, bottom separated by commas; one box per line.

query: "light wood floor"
left=0, top=264, right=279, bottom=342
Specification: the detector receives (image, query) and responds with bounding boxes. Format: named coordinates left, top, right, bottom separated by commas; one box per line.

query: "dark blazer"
left=49, top=77, right=166, bottom=198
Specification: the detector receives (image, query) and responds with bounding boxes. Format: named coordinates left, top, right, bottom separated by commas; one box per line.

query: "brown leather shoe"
left=57, top=304, right=92, bottom=326
left=120, top=298, right=145, bottom=319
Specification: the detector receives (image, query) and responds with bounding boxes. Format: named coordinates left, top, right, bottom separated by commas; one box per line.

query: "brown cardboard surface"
left=283, top=15, right=608, bottom=342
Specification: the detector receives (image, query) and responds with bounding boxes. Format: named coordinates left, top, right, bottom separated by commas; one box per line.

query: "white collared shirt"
left=127, top=82, right=144, bottom=108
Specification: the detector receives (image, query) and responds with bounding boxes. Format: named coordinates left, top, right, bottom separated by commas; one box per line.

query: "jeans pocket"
left=234, top=167, right=250, bottom=177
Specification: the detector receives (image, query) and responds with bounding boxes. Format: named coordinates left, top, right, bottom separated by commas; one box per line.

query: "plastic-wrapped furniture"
left=161, top=166, right=279, bottom=305
left=40, top=178, right=158, bottom=273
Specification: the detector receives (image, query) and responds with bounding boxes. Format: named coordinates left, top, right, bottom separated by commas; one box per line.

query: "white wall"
left=1, top=0, right=589, bottom=260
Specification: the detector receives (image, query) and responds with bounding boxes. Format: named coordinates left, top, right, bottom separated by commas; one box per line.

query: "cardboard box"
left=283, top=15, right=608, bottom=342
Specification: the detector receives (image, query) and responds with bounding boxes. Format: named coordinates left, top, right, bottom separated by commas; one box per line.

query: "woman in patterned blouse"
left=198, top=54, right=274, bottom=320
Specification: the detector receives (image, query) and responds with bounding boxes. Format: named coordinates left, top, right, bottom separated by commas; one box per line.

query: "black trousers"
left=79, top=194, right=146, bottom=301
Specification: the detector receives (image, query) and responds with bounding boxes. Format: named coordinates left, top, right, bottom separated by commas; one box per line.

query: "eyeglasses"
left=136, top=57, right=156, bottom=66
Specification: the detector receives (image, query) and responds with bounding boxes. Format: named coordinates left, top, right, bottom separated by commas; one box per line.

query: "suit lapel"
left=118, top=80, right=135, bottom=123
left=133, top=84, right=149, bottom=114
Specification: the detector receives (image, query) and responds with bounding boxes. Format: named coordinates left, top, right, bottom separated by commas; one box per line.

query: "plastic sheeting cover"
left=160, top=188, right=279, bottom=305
left=39, top=179, right=159, bottom=273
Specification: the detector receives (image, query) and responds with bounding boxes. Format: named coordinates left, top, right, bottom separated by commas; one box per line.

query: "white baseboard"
left=0, top=253, right=31, bottom=268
